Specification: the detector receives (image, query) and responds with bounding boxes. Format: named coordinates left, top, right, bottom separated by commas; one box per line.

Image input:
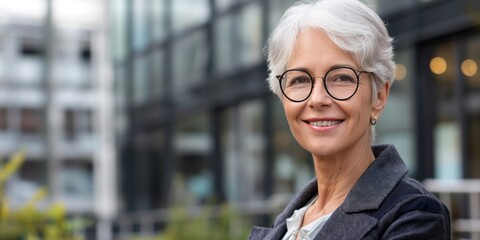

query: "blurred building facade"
left=111, top=0, right=480, bottom=237
left=0, top=1, right=116, bottom=236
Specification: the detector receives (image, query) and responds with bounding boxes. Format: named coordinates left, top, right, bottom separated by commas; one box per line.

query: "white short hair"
left=266, top=0, right=395, bottom=102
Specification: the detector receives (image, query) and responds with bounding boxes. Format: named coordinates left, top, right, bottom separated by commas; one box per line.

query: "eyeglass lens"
left=280, top=67, right=359, bottom=101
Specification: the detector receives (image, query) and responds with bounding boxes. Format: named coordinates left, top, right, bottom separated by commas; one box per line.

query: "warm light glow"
left=395, top=64, right=407, bottom=81
left=461, top=59, right=477, bottom=77
left=430, top=57, right=447, bottom=75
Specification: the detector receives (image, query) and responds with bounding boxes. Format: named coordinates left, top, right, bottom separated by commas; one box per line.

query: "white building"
left=0, top=0, right=116, bottom=238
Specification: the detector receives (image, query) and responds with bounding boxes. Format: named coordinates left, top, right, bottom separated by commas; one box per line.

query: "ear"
left=372, top=82, right=390, bottom=118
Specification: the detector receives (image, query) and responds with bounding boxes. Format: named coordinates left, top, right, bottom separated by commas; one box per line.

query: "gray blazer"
left=249, top=145, right=451, bottom=240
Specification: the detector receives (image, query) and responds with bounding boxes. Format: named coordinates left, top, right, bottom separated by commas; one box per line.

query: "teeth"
left=309, top=120, right=342, bottom=127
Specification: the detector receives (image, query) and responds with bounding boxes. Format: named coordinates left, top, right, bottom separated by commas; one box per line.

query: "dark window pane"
left=20, top=108, right=42, bottom=134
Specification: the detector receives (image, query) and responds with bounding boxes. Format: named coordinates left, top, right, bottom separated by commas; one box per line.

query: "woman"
left=249, top=0, right=451, bottom=239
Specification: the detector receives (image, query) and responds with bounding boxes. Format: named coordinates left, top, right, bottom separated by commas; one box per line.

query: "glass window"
left=64, top=109, right=93, bottom=140
left=65, top=109, right=75, bottom=139
left=376, top=48, right=417, bottom=176
left=132, top=0, right=149, bottom=51
left=238, top=2, right=263, bottom=67
left=151, top=49, right=164, bottom=98
left=430, top=41, right=462, bottom=179
left=464, top=33, right=480, bottom=177
left=114, top=67, right=128, bottom=139
left=20, top=160, right=46, bottom=185
left=272, top=97, right=312, bottom=195
left=0, top=108, right=6, bottom=130
left=464, top=34, right=480, bottom=94
left=133, top=55, right=150, bottom=104
left=60, top=161, right=94, bottom=208
left=268, top=0, right=297, bottom=32
left=214, top=14, right=234, bottom=73
left=151, top=0, right=167, bottom=41
left=112, top=0, right=128, bottom=62
left=221, top=100, right=264, bottom=202
left=469, top=113, right=480, bottom=178
left=172, top=31, right=208, bottom=92
left=215, top=2, right=263, bottom=74
left=20, top=108, right=43, bottom=135
left=53, top=45, right=92, bottom=89
left=172, top=113, right=212, bottom=205
left=17, top=39, right=44, bottom=86
left=216, top=0, right=237, bottom=12
left=172, top=0, right=210, bottom=33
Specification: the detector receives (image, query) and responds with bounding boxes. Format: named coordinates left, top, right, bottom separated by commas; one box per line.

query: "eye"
left=328, top=74, right=357, bottom=84
left=289, top=76, right=311, bottom=85
left=284, top=71, right=312, bottom=87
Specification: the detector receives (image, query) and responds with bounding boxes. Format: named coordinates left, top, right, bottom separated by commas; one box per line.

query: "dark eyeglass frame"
left=276, top=66, right=370, bottom=102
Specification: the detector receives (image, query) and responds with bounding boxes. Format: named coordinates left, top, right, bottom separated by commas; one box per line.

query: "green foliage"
left=0, top=152, right=90, bottom=240
left=132, top=205, right=251, bottom=240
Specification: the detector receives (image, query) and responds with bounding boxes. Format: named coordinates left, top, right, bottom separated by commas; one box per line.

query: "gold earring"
left=370, top=116, right=377, bottom=125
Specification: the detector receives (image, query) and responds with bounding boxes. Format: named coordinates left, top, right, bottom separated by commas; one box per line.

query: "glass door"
left=428, top=40, right=463, bottom=179
left=426, top=32, right=480, bottom=179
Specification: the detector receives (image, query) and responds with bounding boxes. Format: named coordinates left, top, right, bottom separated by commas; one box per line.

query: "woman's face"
left=282, top=28, right=388, bottom=158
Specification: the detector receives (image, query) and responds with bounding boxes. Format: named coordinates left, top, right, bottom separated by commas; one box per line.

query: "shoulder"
left=372, top=177, right=451, bottom=239
left=374, top=177, right=449, bottom=218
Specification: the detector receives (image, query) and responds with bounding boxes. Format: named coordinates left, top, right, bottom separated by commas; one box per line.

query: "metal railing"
left=423, top=179, right=480, bottom=240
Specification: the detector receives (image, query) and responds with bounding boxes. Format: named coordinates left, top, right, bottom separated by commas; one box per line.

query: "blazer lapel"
left=313, top=210, right=378, bottom=239
left=249, top=178, right=318, bottom=240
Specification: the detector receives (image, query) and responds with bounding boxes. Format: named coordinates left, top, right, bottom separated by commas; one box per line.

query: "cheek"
left=282, top=102, right=302, bottom=124
left=282, top=103, right=295, bottom=121
left=344, top=87, right=373, bottom=123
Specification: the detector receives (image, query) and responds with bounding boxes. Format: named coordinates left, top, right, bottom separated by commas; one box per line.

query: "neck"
left=311, top=142, right=375, bottom=216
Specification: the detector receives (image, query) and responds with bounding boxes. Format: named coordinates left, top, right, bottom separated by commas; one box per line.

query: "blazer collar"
left=341, top=144, right=409, bottom=213
left=279, top=144, right=409, bottom=216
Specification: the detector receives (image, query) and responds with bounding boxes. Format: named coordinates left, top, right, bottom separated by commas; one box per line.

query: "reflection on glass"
left=151, top=50, right=164, bottom=98
left=60, top=162, right=94, bottom=209
left=431, top=41, right=462, bottom=179
left=268, top=0, right=298, bottom=32
left=272, top=97, right=312, bottom=194
left=112, top=0, right=128, bottom=61
left=114, top=67, right=128, bottom=138
left=434, top=121, right=462, bottom=179
left=132, top=0, right=149, bottom=51
left=172, top=0, right=209, bottom=32
left=215, top=14, right=234, bottom=73
left=432, top=42, right=455, bottom=101
left=151, top=0, right=166, bottom=41
left=469, top=113, right=480, bottom=177
left=17, top=39, right=44, bottom=85
left=133, top=55, right=149, bottom=104
left=239, top=2, right=263, bottom=66
left=173, top=113, right=212, bottom=205
left=465, top=34, right=480, bottom=177
left=221, top=100, right=264, bottom=202
left=173, top=31, right=208, bottom=92
left=377, top=48, right=416, bottom=176
left=465, top=34, right=480, bottom=92
left=214, top=2, right=262, bottom=74
left=216, top=0, right=236, bottom=12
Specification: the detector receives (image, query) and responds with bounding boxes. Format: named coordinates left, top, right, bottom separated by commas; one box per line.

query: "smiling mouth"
left=308, top=120, right=343, bottom=127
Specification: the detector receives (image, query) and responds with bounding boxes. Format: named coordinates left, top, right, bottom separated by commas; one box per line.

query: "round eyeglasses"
left=276, top=66, right=370, bottom=102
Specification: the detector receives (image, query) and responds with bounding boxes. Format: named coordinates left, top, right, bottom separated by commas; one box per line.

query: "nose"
left=308, top=77, right=332, bottom=107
